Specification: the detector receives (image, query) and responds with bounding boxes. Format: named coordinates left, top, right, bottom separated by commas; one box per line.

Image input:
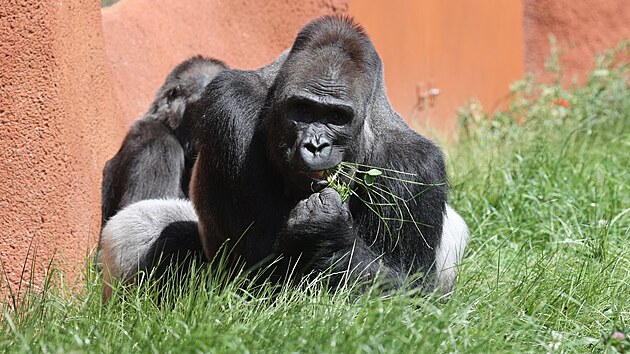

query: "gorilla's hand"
left=277, top=188, right=395, bottom=288
left=277, top=188, right=355, bottom=262
left=287, top=188, right=352, bottom=233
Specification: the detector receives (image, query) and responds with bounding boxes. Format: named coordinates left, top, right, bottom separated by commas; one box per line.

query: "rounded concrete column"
left=0, top=0, right=122, bottom=292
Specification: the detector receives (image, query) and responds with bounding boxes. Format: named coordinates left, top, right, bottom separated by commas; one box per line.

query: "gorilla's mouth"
left=292, top=170, right=330, bottom=193
left=304, top=171, right=326, bottom=180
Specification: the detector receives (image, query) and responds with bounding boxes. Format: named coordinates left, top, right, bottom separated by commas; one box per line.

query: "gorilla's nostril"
left=304, top=142, right=318, bottom=154
left=318, top=142, right=330, bottom=151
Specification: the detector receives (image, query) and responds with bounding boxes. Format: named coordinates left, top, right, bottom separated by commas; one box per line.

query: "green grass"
left=2, top=44, right=629, bottom=353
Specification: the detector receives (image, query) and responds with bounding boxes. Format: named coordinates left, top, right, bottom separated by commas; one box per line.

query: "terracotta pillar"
left=0, top=0, right=121, bottom=293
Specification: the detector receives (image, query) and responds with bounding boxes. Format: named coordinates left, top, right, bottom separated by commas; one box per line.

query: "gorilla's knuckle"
left=319, top=188, right=341, bottom=206
left=305, top=194, right=321, bottom=211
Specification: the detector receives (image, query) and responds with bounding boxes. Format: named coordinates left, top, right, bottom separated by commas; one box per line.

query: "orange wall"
left=350, top=0, right=525, bottom=133
left=102, top=0, right=348, bottom=126
left=524, top=0, right=630, bottom=83
left=0, top=0, right=120, bottom=293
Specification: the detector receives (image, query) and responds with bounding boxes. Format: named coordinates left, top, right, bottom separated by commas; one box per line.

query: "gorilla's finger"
left=306, top=192, right=323, bottom=211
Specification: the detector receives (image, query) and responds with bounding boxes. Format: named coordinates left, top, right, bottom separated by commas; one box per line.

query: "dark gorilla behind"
left=190, top=16, right=450, bottom=290
left=98, top=56, right=227, bottom=299
left=100, top=55, right=227, bottom=229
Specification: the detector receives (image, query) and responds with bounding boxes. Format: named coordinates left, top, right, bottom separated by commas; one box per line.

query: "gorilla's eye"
left=299, top=104, right=309, bottom=115
left=288, top=98, right=352, bottom=125
left=289, top=101, right=314, bottom=123
left=328, top=109, right=351, bottom=125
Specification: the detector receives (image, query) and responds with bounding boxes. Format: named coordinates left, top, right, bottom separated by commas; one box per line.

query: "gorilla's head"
left=265, top=16, right=382, bottom=194
left=150, top=56, right=227, bottom=130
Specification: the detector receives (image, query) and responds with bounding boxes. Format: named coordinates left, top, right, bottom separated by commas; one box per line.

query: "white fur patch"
left=434, top=204, right=469, bottom=294
left=100, top=199, right=198, bottom=299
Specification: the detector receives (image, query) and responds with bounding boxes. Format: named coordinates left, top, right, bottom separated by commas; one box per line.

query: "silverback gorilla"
left=100, top=16, right=468, bottom=300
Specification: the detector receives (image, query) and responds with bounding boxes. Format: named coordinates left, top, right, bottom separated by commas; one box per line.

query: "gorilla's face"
left=267, top=51, right=367, bottom=194
left=282, top=95, right=354, bottom=190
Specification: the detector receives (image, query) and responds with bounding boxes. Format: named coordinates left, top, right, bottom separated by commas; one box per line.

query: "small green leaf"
left=365, top=169, right=382, bottom=177
left=364, top=174, right=376, bottom=186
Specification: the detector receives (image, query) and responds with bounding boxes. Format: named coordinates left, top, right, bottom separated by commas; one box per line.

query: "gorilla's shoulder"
left=367, top=121, right=446, bottom=183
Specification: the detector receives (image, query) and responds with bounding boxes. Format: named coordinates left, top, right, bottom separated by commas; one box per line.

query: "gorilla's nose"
left=300, top=137, right=332, bottom=165
left=303, top=140, right=330, bottom=155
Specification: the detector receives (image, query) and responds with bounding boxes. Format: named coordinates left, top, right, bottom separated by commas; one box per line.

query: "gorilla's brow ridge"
left=306, top=76, right=349, bottom=98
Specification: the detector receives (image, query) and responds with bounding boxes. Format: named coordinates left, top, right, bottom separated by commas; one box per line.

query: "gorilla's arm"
left=191, top=68, right=279, bottom=261
left=342, top=75, right=450, bottom=285
left=275, top=135, right=449, bottom=290
left=276, top=188, right=403, bottom=289
left=360, top=127, right=448, bottom=275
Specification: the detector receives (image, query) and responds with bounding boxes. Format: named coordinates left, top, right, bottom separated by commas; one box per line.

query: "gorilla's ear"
left=151, top=84, right=187, bottom=130
left=164, top=85, right=187, bottom=128
left=167, top=85, right=182, bottom=103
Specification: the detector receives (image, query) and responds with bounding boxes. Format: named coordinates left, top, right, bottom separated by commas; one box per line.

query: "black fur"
left=100, top=56, right=227, bottom=231
left=189, top=16, right=448, bottom=290
left=143, top=221, right=205, bottom=293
